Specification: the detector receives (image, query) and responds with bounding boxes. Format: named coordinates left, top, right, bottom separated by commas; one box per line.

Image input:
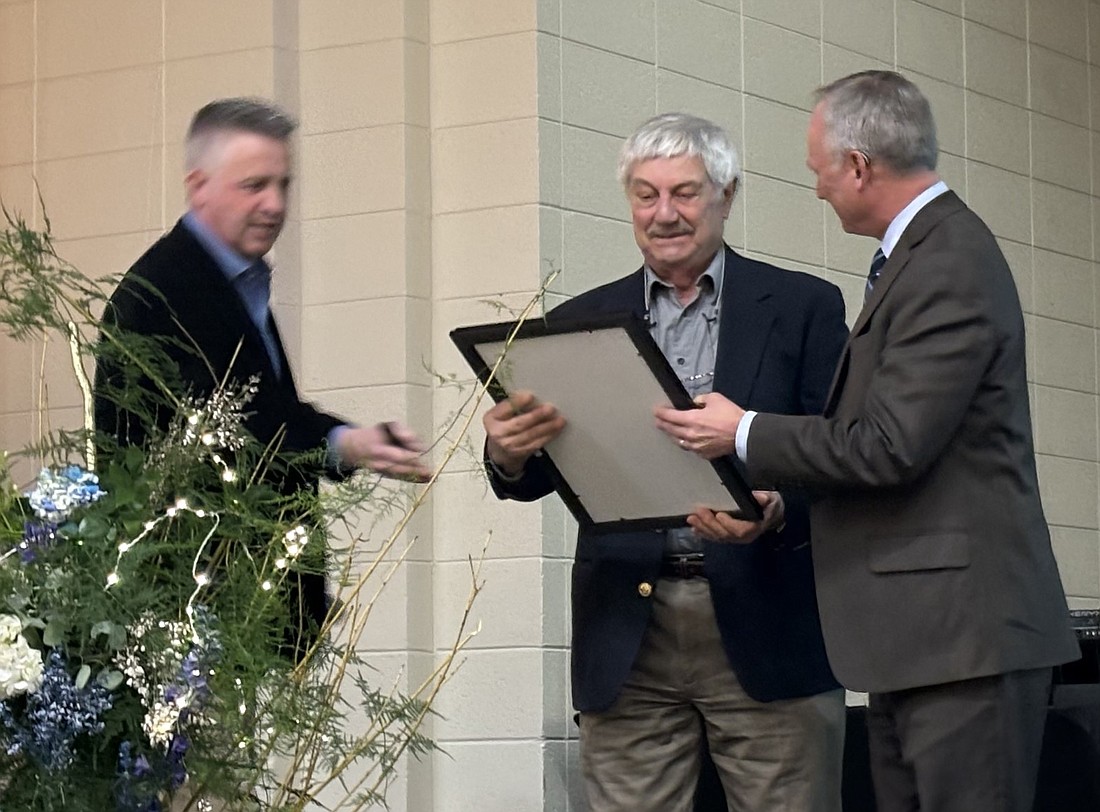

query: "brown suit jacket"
left=747, top=191, right=1079, bottom=693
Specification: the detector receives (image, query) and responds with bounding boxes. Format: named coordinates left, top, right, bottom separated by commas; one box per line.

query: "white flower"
left=0, top=615, right=22, bottom=643
left=143, top=700, right=181, bottom=749
left=0, top=617, right=44, bottom=699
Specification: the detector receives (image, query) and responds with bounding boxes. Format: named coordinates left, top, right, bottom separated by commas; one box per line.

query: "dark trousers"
left=866, top=668, right=1052, bottom=812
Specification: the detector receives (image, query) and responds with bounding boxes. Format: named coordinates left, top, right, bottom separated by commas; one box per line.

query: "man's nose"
left=262, top=184, right=287, bottom=214
left=654, top=194, right=679, bottom=222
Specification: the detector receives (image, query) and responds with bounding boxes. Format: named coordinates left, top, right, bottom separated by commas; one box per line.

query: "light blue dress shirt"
left=181, top=212, right=351, bottom=464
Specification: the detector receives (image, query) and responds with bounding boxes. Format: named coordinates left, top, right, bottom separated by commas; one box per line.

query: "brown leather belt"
left=659, top=554, right=707, bottom=579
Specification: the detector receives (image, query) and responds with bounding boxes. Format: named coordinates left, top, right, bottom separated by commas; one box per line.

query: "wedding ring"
left=679, top=438, right=686, bottom=447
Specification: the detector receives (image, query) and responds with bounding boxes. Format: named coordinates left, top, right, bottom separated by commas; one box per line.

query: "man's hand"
left=336, top=422, right=430, bottom=481
left=654, top=392, right=745, bottom=459
left=483, top=390, right=566, bottom=476
left=687, top=491, right=784, bottom=543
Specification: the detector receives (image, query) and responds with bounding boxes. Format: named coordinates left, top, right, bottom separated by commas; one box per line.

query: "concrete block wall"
left=1, top=1, right=1100, bottom=810
left=537, top=0, right=1100, bottom=610
left=531, top=1, right=1100, bottom=802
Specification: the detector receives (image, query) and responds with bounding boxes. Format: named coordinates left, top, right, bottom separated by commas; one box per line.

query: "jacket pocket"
left=868, top=532, right=970, bottom=573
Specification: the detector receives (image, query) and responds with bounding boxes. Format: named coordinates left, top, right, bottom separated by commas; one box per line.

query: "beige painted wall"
left=1, top=0, right=1099, bottom=810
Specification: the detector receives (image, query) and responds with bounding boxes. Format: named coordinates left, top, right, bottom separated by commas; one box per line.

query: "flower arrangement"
left=0, top=211, right=491, bottom=810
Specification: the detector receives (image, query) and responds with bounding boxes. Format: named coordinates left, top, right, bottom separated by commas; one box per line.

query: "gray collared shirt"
left=644, top=250, right=724, bottom=555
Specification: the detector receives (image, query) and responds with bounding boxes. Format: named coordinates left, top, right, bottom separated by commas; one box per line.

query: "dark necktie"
left=865, top=248, right=887, bottom=303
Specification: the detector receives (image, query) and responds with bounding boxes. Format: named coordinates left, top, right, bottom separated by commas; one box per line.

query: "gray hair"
left=617, top=113, right=741, bottom=190
left=184, top=97, right=297, bottom=170
left=814, top=71, right=938, bottom=174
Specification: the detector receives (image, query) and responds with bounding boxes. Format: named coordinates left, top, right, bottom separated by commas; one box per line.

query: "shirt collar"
left=880, top=180, right=949, bottom=259
left=181, top=211, right=255, bottom=282
left=643, top=248, right=725, bottom=313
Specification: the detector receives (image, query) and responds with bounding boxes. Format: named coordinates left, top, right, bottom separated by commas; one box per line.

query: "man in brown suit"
left=655, top=71, right=1080, bottom=812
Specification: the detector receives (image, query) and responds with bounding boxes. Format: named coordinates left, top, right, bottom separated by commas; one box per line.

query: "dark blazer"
left=94, top=219, right=344, bottom=631
left=748, top=192, right=1080, bottom=693
left=489, top=246, right=850, bottom=712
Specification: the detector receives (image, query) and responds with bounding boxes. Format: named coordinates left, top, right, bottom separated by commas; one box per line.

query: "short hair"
left=617, top=113, right=741, bottom=190
left=184, top=97, right=297, bottom=170
left=814, top=71, right=938, bottom=174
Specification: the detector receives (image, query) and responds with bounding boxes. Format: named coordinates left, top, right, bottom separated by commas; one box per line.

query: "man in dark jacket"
left=95, top=97, right=428, bottom=645
left=484, top=113, right=850, bottom=812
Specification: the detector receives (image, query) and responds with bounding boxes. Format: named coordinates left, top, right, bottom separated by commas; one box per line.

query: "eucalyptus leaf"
left=77, top=515, right=109, bottom=540
left=75, top=664, right=91, bottom=690
left=97, top=669, right=124, bottom=691
left=91, top=620, right=127, bottom=650
left=42, top=619, right=63, bottom=647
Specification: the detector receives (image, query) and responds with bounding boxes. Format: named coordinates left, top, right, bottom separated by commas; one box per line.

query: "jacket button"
left=638, top=582, right=653, bottom=598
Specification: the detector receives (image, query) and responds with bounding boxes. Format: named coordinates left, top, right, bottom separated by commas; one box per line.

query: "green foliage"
left=0, top=210, right=476, bottom=811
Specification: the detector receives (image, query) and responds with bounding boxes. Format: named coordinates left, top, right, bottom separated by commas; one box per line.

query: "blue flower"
left=19, top=520, right=57, bottom=563
left=25, top=466, right=106, bottom=523
left=116, top=741, right=164, bottom=812
left=0, top=650, right=113, bottom=772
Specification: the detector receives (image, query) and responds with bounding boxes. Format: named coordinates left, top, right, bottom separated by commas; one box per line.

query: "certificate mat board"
left=450, top=314, right=763, bottom=532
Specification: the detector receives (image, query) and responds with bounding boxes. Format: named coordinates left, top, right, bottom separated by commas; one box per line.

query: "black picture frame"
left=450, top=312, right=763, bottom=532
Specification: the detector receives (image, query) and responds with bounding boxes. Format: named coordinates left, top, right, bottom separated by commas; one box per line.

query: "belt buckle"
left=668, top=554, right=703, bottom=578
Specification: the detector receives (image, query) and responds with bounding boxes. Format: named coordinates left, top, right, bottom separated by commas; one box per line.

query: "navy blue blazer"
left=489, top=246, right=849, bottom=711
left=95, top=220, right=343, bottom=464
left=95, top=220, right=345, bottom=639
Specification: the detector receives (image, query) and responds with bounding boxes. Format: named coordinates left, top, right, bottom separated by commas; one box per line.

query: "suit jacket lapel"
left=713, top=247, right=775, bottom=404
left=823, top=191, right=967, bottom=413
left=175, top=224, right=287, bottom=387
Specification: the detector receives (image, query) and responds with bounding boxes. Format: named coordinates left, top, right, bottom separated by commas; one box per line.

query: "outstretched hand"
left=336, top=422, right=431, bottom=481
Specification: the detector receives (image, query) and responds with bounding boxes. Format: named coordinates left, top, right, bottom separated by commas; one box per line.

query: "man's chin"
left=648, top=246, right=692, bottom=266
left=244, top=237, right=279, bottom=258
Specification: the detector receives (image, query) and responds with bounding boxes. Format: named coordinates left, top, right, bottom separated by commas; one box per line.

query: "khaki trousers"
left=580, top=577, right=845, bottom=812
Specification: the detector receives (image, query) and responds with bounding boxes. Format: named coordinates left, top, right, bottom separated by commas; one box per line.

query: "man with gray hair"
left=483, top=113, right=850, bottom=811
left=659, top=72, right=1080, bottom=811
left=96, top=98, right=428, bottom=654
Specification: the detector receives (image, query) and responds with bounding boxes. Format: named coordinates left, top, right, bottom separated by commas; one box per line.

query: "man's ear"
left=849, top=150, right=870, bottom=184
left=183, top=168, right=205, bottom=206
left=721, top=180, right=736, bottom=217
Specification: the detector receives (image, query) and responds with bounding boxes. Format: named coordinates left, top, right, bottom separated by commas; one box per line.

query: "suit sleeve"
left=94, top=276, right=186, bottom=450
left=749, top=243, right=997, bottom=489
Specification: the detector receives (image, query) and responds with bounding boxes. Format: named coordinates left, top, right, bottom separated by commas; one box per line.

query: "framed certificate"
left=450, top=312, right=763, bottom=532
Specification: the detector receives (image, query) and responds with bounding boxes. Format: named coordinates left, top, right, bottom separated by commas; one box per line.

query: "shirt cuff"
left=486, top=456, right=525, bottom=483
left=327, top=424, right=351, bottom=470
left=735, top=411, right=757, bottom=462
